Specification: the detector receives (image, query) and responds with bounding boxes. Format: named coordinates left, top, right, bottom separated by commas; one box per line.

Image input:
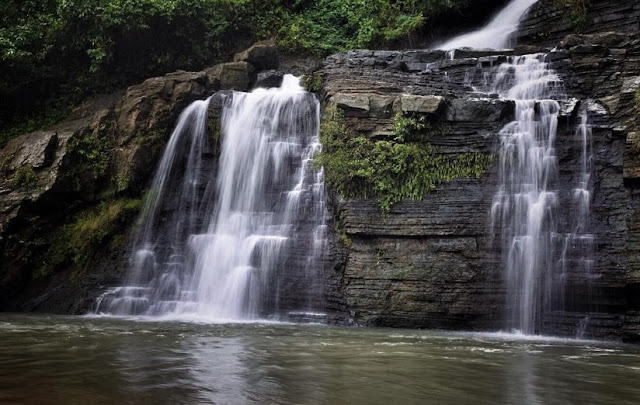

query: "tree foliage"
left=278, top=0, right=467, bottom=54
left=556, top=0, right=590, bottom=29
left=0, top=0, right=471, bottom=145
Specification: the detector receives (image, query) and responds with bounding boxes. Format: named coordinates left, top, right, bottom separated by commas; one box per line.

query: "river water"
left=1, top=315, right=639, bottom=404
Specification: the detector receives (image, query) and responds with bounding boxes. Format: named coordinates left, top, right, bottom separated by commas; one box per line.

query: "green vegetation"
left=64, top=129, right=112, bottom=186
left=0, top=155, right=10, bottom=177
left=277, top=0, right=454, bottom=55
left=11, top=164, right=38, bottom=190
left=301, top=74, right=323, bottom=93
left=392, top=112, right=450, bottom=142
left=557, top=0, right=590, bottom=29
left=315, top=106, right=493, bottom=211
left=0, top=0, right=474, bottom=146
left=334, top=207, right=352, bottom=248
left=38, top=198, right=142, bottom=279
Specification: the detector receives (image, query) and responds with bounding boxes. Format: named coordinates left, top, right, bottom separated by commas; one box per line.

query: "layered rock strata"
left=1, top=7, right=640, bottom=343
left=319, top=36, right=640, bottom=340
left=517, top=0, right=640, bottom=48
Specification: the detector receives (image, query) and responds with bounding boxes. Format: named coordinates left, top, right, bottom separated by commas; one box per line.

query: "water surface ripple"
left=1, top=315, right=639, bottom=404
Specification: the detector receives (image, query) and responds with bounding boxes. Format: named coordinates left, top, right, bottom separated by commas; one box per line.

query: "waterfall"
left=96, top=75, right=327, bottom=321
left=437, top=0, right=539, bottom=50
left=436, top=0, right=597, bottom=335
left=189, top=75, right=325, bottom=319
left=489, top=55, right=564, bottom=334
left=487, top=54, right=594, bottom=334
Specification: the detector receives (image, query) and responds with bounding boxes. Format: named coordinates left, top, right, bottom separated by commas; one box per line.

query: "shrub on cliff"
left=315, top=106, right=493, bottom=211
left=38, top=198, right=142, bottom=279
left=556, top=0, right=590, bottom=30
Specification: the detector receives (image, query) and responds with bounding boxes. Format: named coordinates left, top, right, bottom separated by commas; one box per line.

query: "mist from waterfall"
left=95, top=75, right=326, bottom=321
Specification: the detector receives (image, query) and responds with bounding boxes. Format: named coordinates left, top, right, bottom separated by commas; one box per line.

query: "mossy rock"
left=316, top=105, right=494, bottom=212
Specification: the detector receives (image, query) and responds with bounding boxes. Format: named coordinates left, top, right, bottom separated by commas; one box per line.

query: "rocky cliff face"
left=548, top=32, right=640, bottom=340
left=317, top=30, right=640, bottom=340
left=317, top=49, right=509, bottom=329
left=0, top=42, right=277, bottom=313
left=517, top=0, right=640, bottom=48
left=2, top=1, right=640, bottom=342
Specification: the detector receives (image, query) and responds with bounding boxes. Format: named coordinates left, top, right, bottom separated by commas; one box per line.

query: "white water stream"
left=94, top=0, right=596, bottom=333
left=437, top=0, right=539, bottom=50
left=437, top=0, right=595, bottom=334
left=486, top=55, right=593, bottom=334
left=190, top=75, right=325, bottom=319
left=96, top=75, right=326, bottom=321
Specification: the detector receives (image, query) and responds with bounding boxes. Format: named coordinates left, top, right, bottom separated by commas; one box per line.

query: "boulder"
left=445, top=98, right=513, bottom=122
left=233, top=39, right=279, bottom=70
left=0, top=131, right=58, bottom=171
left=400, top=95, right=444, bottom=114
left=332, top=93, right=371, bottom=116
left=212, top=62, right=255, bottom=91
left=255, top=71, right=284, bottom=89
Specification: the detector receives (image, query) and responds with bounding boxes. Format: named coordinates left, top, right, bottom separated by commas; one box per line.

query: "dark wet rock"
left=318, top=36, right=640, bottom=341
left=255, top=71, right=285, bottom=89
left=518, top=0, right=640, bottom=48
left=233, top=39, right=279, bottom=71
left=513, top=44, right=546, bottom=55
left=278, top=54, right=324, bottom=76
left=0, top=41, right=281, bottom=314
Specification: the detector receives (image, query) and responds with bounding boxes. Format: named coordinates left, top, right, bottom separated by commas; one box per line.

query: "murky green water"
left=1, top=314, right=639, bottom=404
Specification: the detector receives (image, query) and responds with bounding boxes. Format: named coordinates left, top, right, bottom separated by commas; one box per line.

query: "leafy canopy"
left=0, top=0, right=470, bottom=145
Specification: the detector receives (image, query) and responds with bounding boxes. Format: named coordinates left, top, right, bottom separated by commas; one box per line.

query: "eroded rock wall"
left=2, top=2, right=640, bottom=342
left=318, top=32, right=640, bottom=339
left=517, top=0, right=640, bottom=48
left=0, top=42, right=276, bottom=313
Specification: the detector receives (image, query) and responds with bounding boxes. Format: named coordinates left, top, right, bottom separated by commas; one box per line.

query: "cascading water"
left=96, top=75, right=326, bottom=321
left=437, top=0, right=539, bottom=50
left=488, top=55, right=565, bottom=334
left=97, top=98, right=213, bottom=316
left=436, top=0, right=596, bottom=334
left=486, top=55, right=594, bottom=334
left=560, top=106, right=595, bottom=337
left=190, top=76, right=325, bottom=319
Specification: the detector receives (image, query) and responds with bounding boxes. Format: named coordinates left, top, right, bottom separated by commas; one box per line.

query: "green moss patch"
left=302, top=74, right=323, bottom=93
left=315, top=106, right=493, bottom=212
left=38, top=198, right=142, bottom=280
left=557, top=0, right=590, bottom=30
left=11, top=164, right=38, bottom=190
